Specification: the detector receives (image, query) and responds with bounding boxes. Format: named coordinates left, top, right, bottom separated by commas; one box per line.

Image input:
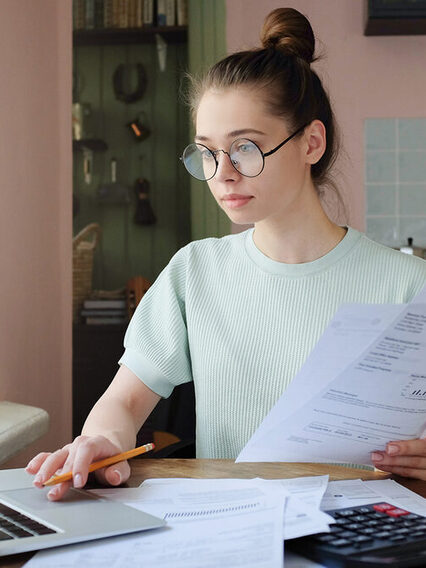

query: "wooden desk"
left=2, top=460, right=425, bottom=567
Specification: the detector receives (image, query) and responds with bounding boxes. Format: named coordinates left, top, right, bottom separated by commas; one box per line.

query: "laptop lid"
left=0, top=468, right=165, bottom=557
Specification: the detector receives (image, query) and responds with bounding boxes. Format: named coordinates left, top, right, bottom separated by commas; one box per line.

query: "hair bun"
left=260, top=7, right=315, bottom=64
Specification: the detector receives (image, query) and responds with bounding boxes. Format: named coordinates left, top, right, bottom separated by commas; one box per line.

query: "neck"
left=252, top=195, right=346, bottom=264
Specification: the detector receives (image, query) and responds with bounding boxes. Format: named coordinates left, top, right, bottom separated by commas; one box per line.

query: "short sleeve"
left=118, top=246, right=192, bottom=398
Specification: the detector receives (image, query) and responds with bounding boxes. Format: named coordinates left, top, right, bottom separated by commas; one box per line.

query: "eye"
left=234, top=140, right=257, bottom=154
left=195, top=145, right=214, bottom=160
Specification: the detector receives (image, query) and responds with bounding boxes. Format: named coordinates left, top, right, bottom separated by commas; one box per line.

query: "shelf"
left=73, top=26, right=188, bottom=46
left=73, top=139, right=108, bottom=152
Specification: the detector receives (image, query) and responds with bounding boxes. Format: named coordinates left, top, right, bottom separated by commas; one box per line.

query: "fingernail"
left=73, top=473, right=83, bottom=488
left=387, top=444, right=399, bottom=455
left=48, top=487, right=59, bottom=500
left=112, top=469, right=122, bottom=485
left=33, top=474, right=43, bottom=484
left=371, top=452, right=383, bottom=462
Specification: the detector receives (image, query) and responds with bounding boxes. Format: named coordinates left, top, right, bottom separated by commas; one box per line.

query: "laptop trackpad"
left=2, top=487, right=99, bottom=512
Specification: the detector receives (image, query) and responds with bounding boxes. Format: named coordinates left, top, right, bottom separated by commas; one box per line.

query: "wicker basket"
left=72, top=223, right=101, bottom=322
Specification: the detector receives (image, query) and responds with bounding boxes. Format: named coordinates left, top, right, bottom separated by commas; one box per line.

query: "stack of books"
left=73, top=0, right=188, bottom=30
left=81, top=298, right=128, bottom=325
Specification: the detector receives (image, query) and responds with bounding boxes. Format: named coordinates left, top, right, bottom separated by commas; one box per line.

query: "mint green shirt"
left=119, top=228, right=426, bottom=459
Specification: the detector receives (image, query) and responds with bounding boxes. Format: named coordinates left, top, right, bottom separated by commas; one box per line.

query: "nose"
left=214, top=150, right=240, bottom=182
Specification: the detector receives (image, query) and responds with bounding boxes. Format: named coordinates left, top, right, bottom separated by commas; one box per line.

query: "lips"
left=221, top=194, right=253, bottom=209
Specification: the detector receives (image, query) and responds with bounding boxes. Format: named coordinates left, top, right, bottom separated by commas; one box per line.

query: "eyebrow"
left=194, top=128, right=267, bottom=142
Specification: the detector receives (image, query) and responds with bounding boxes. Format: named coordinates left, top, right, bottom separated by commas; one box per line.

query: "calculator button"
left=359, top=528, right=377, bottom=535
left=394, top=527, right=410, bottom=535
left=375, top=531, right=392, bottom=539
left=334, top=510, right=357, bottom=517
left=352, top=535, right=374, bottom=544
left=373, top=503, right=394, bottom=512
left=386, top=508, right=409, bottom=517
left=351, top=515, right=367, bottom=522
left=339, top=531, right=358, bottom=539
left=346, top=523, right=363, bottom=531
left=389, top=535, right=406, bottom=542
left=315, top=534, right=335, bottom=543
left=368, top=512, right=386, bottom=519
left=328, top=538, right=351, bottom=547
left=365, top=519, right=380, bottom=526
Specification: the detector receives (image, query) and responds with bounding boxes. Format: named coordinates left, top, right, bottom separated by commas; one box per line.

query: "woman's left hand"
left=371, top=438, right=426, bottom=480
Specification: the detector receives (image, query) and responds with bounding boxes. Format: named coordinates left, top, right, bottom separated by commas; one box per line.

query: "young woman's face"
left=195, top=88, right=313, bottom=227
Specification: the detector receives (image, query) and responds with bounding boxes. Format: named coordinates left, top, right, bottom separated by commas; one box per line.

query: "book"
left=85, top=316, right=128, bottom=325
left=94, top=0, right=104, bottom=28
left=104, top=0, right=114, bottom=27
left=135, top=0, right=144, bottom=27
left=73, top=0, right=86, bottom=30
left=176, top=0, right=187, bottom=26
left=128, top=0, right=137, bottom=27
left=143, top=0, right=154, bottom=25
left=157, top=0, right=166, bottom=26
left=118, top=0, right=129, bottom=28
left=81, top=309, right=128, bottom=317
left=85, top=0, right=95, bottom=29
left=84, top=299, right=127, bottom=309
left=166, top=0, right=176, bottom=26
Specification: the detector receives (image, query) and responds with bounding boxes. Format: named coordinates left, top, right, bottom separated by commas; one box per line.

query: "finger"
left=369, top=463, right=426, bottom=481
left=47, top=481, right=73, bottom=502
left=71, top=436, right=122, bottom=488
left=385, top=438, right=426, bottom=457
left=26, top=452, right=52, bottom=475
left=99, top=461, right=131, bottom=487
left=371, top=452, right=426, bottom=470
left=33, top=448, right=70, bottom=487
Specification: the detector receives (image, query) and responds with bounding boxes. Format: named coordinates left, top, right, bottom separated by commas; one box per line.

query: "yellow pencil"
left=43, top=442, right=155, bottom=487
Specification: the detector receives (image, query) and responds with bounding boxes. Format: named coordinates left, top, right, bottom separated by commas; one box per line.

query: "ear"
left=303, top=120, right=326, bottom=165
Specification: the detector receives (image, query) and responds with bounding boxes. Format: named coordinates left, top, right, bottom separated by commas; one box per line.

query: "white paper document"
left=138, top=476, right=333, bottom=539
left=321, top=478, right=426, bottom=516
left=25, top=480, right=286, bottom=568
left=238, top=302, right=426, bottom=465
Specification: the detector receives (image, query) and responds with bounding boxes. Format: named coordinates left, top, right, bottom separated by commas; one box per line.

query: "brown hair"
left=187, top=7, right=341, bottom=197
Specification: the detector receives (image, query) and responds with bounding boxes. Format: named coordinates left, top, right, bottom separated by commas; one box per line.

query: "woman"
left=28, top=8, right=426, bottom=499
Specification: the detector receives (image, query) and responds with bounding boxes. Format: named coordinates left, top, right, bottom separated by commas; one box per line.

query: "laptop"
left=0, top=468, right=165, bottom=556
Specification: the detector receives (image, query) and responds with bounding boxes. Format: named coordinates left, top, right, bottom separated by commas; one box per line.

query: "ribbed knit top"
left=119, top=227, right=426, bottom=459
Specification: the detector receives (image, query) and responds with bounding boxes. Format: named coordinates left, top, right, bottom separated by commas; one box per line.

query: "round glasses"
left=180, top=125, right=305, bottom=181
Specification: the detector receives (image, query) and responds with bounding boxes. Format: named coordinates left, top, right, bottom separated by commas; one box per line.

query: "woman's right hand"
left=26, top=435, right=131, bottom=501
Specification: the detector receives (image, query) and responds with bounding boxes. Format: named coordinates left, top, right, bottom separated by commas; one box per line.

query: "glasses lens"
left=229, top=139, right=264, bottom=177
left=182, top=144, right=216, bottom=181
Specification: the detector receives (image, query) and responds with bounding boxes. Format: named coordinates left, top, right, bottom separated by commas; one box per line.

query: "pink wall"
left=226, top=0, right=426, bottom=229
left=0, top=0, right=72, bottom=466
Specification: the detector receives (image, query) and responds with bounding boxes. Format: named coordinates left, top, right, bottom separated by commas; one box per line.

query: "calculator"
left=286, top=502, right=426, bottom=567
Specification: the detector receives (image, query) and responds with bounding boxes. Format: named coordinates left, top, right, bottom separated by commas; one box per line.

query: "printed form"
left=238, top=302, right=426, bottom=465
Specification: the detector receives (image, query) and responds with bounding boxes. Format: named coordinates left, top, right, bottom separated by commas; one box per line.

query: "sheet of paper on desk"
left=136, top=476, right=333, bottom=539
left=25, top=481, right=286, bottom=568
left=321, top=478, right=426, bottom=516
left=238, top=302, right=426, bottom=465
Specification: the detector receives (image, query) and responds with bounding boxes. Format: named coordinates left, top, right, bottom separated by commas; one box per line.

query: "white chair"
left=0, top=401, right=49, bottom=466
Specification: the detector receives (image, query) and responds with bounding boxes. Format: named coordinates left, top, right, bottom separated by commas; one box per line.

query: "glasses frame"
left=180, top=124, right=306, bottom=181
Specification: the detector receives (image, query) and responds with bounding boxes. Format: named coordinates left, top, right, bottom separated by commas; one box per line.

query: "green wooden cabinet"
left=73, top=1, right=228, bottom=292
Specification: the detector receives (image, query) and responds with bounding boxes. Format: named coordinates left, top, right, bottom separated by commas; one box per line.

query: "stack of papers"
left=24, top=476, right=426, bottom=568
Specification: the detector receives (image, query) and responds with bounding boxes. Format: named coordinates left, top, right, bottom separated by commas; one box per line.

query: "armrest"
left=0, top=401, right=49, bottom=465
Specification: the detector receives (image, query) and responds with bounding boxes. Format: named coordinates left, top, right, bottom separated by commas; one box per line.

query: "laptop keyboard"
left=0, top=503, right=57, bottom=540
